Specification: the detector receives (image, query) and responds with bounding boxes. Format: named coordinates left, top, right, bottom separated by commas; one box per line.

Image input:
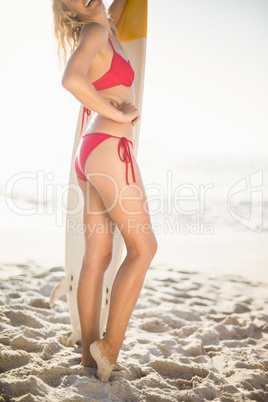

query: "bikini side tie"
left=80, top=107, right=91, bottom=137
left=117, top=137, right=136, bottom=186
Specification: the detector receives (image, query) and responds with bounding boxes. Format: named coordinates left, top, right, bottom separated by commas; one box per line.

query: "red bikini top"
left=80, top=37, right=135, bottom=136
left=92, top=37, right=135, bottom=91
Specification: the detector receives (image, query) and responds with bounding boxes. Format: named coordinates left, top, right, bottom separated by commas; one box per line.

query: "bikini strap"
left=117, top=137, right=136, bottom=185
left=108, top=37, right=116, bottom=52
left=80, top=106, right=91, bottom=137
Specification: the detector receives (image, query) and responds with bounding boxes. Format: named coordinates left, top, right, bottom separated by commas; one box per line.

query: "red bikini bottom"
left=74, top=132, right=136, bottom=185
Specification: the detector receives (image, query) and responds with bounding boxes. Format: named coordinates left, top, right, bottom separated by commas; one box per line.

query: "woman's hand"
left=111, top=100, right=140, bottom=126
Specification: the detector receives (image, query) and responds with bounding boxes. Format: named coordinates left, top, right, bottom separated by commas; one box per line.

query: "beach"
left=1, top=0, right=268, bottom=397
left=1, top=250, right=268, bottom=401
left=1, top=151, right=268, bottom=401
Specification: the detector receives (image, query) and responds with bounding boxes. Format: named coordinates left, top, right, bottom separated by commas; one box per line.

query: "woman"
left=52, top=0, right=157, bottom=382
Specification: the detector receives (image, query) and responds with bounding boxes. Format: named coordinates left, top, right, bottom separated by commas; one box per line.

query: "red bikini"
left=92, top=37, right=134, bottom=90
left=75, top=37, right=136, bottom=185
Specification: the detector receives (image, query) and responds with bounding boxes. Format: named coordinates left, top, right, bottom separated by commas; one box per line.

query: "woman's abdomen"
left=85, top=86, right=135, bottom=141
left=88, top=115, right=134, bottom=140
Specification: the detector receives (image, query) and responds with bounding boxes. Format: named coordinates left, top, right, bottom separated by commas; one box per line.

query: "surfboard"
left=50, top=0, right=148, bottom=346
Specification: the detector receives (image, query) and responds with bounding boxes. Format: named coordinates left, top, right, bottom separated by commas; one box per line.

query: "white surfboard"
left=50, top=0, right=148, bottom=346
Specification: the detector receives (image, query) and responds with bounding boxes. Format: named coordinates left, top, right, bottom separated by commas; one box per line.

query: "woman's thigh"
left=77, top=177, right=114, bottom=263
left=84, top=138, right=156, bottom=253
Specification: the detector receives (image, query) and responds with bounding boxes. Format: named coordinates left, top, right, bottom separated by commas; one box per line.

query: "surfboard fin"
left=49, top=275, right=72, bottom=306
left=67, top=327, right=81, bottom=347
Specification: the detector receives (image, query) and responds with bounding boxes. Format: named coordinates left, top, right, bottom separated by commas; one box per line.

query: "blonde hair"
left=52, top=0, right=88, bottom=65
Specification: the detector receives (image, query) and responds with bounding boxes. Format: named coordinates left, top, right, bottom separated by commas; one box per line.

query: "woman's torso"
left=84, top=35, right=135, bottom=141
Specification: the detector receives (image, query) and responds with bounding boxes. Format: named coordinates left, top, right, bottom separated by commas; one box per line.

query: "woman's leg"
left=76, top=177, right=114, bottom=367
left=84, top=137, right=158, bottom=367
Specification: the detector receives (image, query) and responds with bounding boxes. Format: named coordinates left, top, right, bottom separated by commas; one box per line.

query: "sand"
left=0, top=261, right=268, bottom=402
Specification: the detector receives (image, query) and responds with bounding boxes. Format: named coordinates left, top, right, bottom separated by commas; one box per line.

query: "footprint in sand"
left=0, top=348, right=30, bottom=372
left=11, top=335, right=41, bottom=352
left=7, top=293, right=21, bottom=299
left=147, top=359, right=209, bottom=380
left=141, top=317, right=169, bottom=333
left=4, top=309, right=43, bottom=329
left=40, top=340, right=62, bottom=360
left=28, top=298, right=50, bottom=309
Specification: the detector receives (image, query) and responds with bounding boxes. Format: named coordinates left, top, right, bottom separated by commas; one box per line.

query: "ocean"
left=0, top=147, right=268, bottom=283
left=1, top=149, right=267, bottom=237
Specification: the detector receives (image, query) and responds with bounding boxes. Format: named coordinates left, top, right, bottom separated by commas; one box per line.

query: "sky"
left=0, top=0, right=268, bottom=188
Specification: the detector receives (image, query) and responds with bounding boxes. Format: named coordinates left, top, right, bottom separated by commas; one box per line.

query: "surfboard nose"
left=117, top=0, right=147, bottom=42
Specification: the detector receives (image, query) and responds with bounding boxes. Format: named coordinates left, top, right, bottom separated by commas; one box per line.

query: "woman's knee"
left=151, top=234, right=158, bottom=257
left=148, top=234, right=158, bottom=260
left=82, top=247, right=113, bottom=273
left=127, top=233, right=158, bottom=263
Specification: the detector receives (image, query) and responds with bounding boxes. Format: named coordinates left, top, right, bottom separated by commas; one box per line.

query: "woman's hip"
left=85, top=115, right=134, bottom=142
left=74, top=132, right=136, bottom=186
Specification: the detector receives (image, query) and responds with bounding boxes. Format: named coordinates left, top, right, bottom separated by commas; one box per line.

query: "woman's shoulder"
left=79, top=22, right=109, bottom=49
left=81, top=22, right=108, bottom=40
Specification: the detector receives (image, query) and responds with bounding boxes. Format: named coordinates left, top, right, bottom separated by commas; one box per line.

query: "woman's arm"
left=109, top=0, right=128, bottom=26
left=62, top=23, right=134, bottom=123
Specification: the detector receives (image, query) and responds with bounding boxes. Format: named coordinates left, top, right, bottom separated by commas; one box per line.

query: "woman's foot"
left=90, top=339, right=118, bottom=382
left=80, top=356, right=97, bottom=369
